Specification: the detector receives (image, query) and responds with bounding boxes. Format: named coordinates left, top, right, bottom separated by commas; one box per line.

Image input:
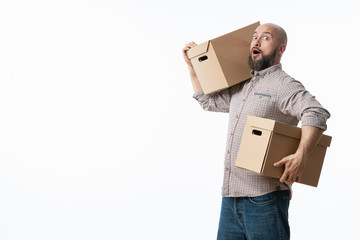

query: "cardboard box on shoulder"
left=186, top=21, right=260, bottom=94
left=235, top=116, right=332, bottom=187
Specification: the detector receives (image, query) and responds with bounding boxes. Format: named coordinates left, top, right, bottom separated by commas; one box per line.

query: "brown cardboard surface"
left=235, top=116, right=332, bottom=187
left=187, top=21, right=260, bottom=94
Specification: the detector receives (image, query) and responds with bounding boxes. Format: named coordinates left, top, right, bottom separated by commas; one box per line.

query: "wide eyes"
left=253, top=36, right=270, bottom=40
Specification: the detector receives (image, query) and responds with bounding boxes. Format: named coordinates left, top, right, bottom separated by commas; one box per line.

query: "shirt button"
left=242, top=98, right=245, bottom=102
left=236, top=115, right=240, bottom=118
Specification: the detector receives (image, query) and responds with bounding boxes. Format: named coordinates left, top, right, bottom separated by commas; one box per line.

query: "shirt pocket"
left=248, top=88, right=276, bottom=117
left=252, top=91, right=273, bottom=104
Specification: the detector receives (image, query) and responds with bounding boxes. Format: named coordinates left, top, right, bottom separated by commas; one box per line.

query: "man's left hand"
left=273, top=153, right=306, bottom=184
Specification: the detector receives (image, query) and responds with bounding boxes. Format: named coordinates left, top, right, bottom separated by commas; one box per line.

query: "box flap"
left=261, top=132, right=278, bottom=174
left=187, top=41, right=210, bottom=59
left=246, top=116, right=276, bottom=131
left=235, top=121, right=273, bottom=173
left=273, top=120, right=301, bottom=139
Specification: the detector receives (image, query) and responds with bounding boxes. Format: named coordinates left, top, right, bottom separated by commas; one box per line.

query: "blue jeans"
left=217, top=191, right=290, bottom=240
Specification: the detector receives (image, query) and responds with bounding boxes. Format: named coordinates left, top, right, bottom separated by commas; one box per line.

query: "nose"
left=251, top=38, right=260, bottom=51
left=254, top=38, right=260, bottom=47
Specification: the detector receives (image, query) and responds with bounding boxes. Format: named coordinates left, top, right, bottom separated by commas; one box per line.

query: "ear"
left=278, top=44, right=286, bottom=55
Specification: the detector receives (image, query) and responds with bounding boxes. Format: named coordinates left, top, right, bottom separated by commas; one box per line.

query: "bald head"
left=249, top=23, right=288, bottom=72
left=259, top=23, right=287, bottom=46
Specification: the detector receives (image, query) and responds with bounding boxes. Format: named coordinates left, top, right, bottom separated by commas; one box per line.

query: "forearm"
left=183, top=42, right=203, bottom=94
left=183, top=42, right=230, bottom=112
left=295, top=125, right=324, bottom=162
left=188, top=66, right=202, bottom=94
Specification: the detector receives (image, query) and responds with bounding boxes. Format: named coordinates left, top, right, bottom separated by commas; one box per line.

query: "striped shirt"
left=193, top=64, right=330, bottom=197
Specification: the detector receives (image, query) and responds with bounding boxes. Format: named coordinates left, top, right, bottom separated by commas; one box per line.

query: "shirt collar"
left=250, top=63, right=282, bottom=77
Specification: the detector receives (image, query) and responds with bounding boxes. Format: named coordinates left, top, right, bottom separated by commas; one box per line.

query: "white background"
left=0, top=0, right=359, bottom=239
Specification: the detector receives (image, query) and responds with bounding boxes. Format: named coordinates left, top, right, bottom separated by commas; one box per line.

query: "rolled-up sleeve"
left=193, top=88, right=232, bottom=113
left=277, top=77, right=331, bottom=130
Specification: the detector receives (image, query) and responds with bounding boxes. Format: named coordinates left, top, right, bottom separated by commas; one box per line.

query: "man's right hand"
left=182, top=42, right=198, bottom=69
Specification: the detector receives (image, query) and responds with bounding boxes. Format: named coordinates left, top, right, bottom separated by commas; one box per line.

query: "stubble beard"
left=248, top=49, right=277, bottom=72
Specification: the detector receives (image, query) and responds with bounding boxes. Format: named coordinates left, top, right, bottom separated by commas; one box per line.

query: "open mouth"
left=252, top=48, right=261, bottom=55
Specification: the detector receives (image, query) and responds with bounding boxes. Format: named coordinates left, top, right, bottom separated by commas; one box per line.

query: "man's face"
left=248, top=48, right=277, bottom=72
left=248, top=24, right=281, bottom=72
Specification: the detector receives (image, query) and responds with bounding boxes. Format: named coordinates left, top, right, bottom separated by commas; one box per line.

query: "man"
left=182, top=23, right=330, bottom=240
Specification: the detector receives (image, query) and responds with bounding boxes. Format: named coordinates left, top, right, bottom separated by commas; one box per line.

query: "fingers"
left=281, top=175, right=301, bottom=184
left=273, top=158, right=287, bottom=167
left=276, top=154, right=305, bottom=184
left=183, top=41, right=197, bottom=66
left=279, top=172, right=289, bottom=184
left=280, top=171, right=294, bottom=184
left=275, top=157, right=290, bottom=183
left=182, top=42, right=197, bottom=55
left=276, top=157, right=297, bottom=184
left=279, top=167, right=302, bottom=184
left=185, top=41, right=198, bottom=49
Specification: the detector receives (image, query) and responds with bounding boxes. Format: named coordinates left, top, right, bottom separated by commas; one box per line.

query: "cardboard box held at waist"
left=235, top=116, right=332, bottom=187
left=186, top=21, right=260, bottom=94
